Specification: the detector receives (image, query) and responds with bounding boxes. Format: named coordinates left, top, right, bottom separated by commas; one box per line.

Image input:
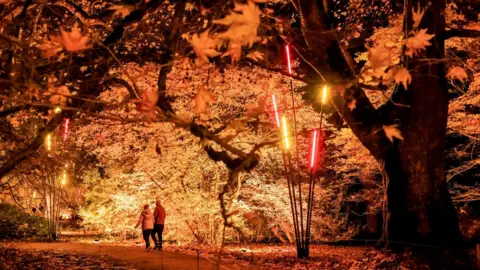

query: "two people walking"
left=135, top=200, right=166, bottom=251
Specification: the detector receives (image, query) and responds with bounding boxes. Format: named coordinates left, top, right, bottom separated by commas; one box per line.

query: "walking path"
left=8, top=242, right=262, bottom=270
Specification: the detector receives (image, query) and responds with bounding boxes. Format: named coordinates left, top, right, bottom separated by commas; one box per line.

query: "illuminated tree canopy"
left=0, top=0, right=479, bottom=266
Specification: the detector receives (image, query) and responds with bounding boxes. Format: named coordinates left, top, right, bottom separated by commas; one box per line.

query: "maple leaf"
left=411, top=4, right=425, bottom=29
left=109, top=5, right=135, bottom=18
left=245, top=94, right=267, bottom=118
left=246, top=51, right=264, bottom=61
left=37, top=41, right=63, bottom=58
left=394, top=67, right=412, bottom=89
left=222, top=42, right=242, bottom=63
left=179, top=57, right=192, bottom=70
left=214, top=1, right=261, bottom=48
left=25, top=82, right=41, bottom=101
left=367, top=44, right=391, bottom=76
left=404, top=29, right=435, bottom=57
left=228, top=120, right=246, bottom=132
left=131, top=91, right=159, bottom=121
left=194, top=87, right=216, bottom=114
left=188, top=30, right=221, bottom=66
left=46, top=86, right=70, bottom=105
left=180, top=113, right=192, bottom=123
left=348, top=99, right=356, bottom=111
left=446, top=66, right=468, bottom=82
left=51, top=25, right=90, bottom=52
left=383, top=125, right=404, bottom=143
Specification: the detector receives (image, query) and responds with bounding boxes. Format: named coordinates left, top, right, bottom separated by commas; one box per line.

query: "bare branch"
left=0, top=105, right=29, bottom=118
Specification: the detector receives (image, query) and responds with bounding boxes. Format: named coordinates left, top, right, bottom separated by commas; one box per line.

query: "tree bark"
left=385, top=0, right=464, bottom=249
left=296, top=0, right=466, bottom=253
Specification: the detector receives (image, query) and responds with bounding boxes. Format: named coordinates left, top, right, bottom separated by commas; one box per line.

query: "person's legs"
left=142, top=229, right=152, bottom=249
left=158, top=224, right=164, bottom=249
left=151, top=225, right=158, bottom=248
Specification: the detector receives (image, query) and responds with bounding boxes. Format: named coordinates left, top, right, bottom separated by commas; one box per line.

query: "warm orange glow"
left=281, top=116, right=290, bottom=149
left=61, top=170, right=67, bottom=186
left=272, top=95, right=280, bottom=127
left=54, top=107, right=62, bottom=114
left=33, top=191, right=36, bottom=199
left=310, top=130, right=318, bottom=168
left=321, top=85, right=327, bottom=104
left=46, top=134, right=51, bottom=151
left=285, top=45, right=292, bottom=74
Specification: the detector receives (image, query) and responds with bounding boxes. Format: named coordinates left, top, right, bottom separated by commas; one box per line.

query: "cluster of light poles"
left=271, top=45, right=328, bottom=258
left=42, top=108, right=71, bottom=240
left=45, top=107, right=71, bottom=186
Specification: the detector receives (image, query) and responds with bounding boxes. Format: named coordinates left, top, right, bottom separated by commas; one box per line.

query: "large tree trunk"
left=385, top=0, right=464, bottom=248
left=296, top=0, right=467, bottom=253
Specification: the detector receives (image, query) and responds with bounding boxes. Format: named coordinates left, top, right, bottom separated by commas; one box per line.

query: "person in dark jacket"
left=151, top=200, right=166, bottom=250
left=135, top=204, right=154, bottom=251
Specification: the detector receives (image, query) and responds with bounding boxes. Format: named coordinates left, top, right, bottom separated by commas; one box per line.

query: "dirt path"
left=8, top=242, right=262, bottom=270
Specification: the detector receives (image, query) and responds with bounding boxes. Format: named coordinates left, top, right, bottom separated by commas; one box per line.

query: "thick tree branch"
left=296, top=0, right=385, bottom=159
left=100, top=77, right=136, bottom=98
left=0, top=114, right=64, bottom=179
left=444, top=28, right=480, bottom=39
left=156, top=1, right=185, bottom=113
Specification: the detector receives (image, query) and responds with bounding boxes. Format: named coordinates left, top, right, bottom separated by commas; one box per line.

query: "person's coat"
left=135, top=209, right=154, bottom=230
left=154, top=204, right=166, bottom=225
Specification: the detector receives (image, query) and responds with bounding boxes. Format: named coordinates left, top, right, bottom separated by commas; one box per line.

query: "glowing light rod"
left=272, top=95, right=280, bottom=127
left=45, top=134, right=51, bottom=151
left=321, top=85, right=327, bottom=104
left=63, top=118, right=70, bottom=141
left=285, top=45, right=292, bottom=74
left=310, top=130, right=318, bottom=168
left=281, top=116, right=290, bottom=150
left=61, top=170, right=67, bottom=186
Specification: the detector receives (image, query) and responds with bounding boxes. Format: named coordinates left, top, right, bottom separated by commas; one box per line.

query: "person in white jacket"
left=134, top=204, right=154, bottom=251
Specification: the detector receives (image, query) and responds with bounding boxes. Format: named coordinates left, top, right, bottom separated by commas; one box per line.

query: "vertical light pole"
left=272, top=95, right=301, bottom=252
left=285, top=44, right=308, bottom=258
left=305, top=85, right=328, bottom=254
left=279, top=44, right=329, bottom=258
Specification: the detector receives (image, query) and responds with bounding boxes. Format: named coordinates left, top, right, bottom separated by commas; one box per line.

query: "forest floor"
left=0, top=241, right=437, bottom=269
left=2, top=242, right=259, bottom=270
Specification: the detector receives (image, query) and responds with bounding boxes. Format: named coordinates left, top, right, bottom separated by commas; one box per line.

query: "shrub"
left=0, top=203, right=48, bottom=240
